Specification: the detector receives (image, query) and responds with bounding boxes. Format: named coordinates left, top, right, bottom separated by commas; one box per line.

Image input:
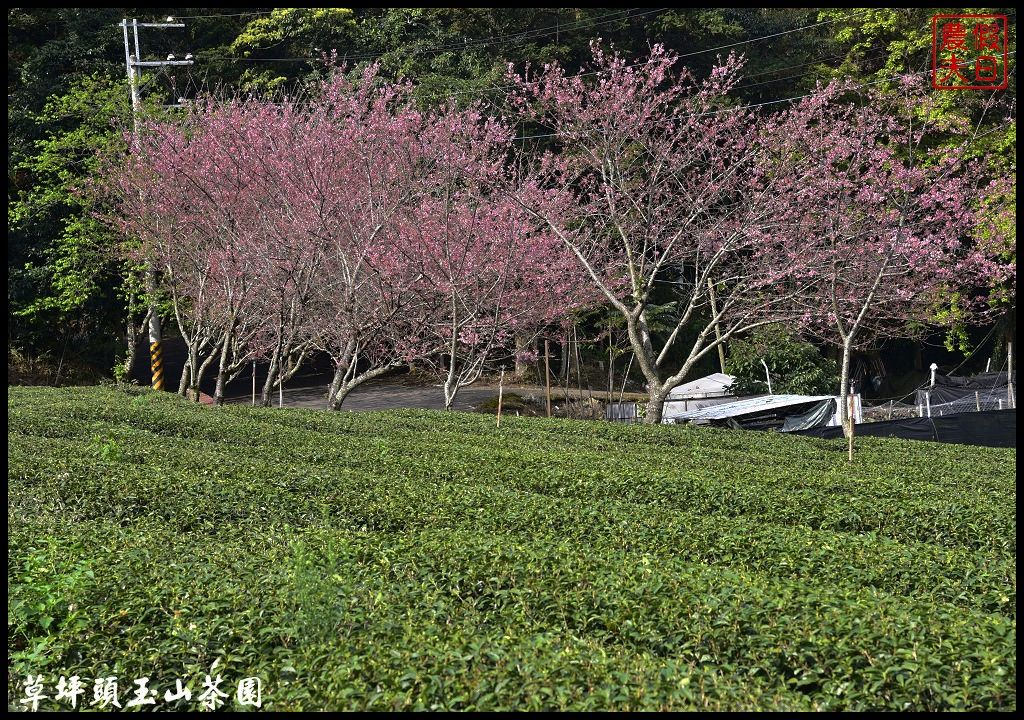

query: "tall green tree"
left=9, top=74, right=131, bottom=364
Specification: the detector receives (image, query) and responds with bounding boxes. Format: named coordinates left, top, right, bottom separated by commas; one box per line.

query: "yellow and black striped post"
left=148, top=301, right=164, bottom=391
left=150, top=340, right=165, bottom=391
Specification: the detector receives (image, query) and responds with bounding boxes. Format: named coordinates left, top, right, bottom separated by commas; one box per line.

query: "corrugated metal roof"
left=670, top=394, right=835, bottom=422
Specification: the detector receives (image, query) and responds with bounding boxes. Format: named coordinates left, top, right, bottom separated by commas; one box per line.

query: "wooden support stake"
left=707, top=277, right=727, bottom=374
left=847, top=391, right=855, bottom=462
left=496, top=368, right=504, bottom=428
left=1008, top=340, right=1014, bottom=409
left=544, top=339, right=552, bottom=418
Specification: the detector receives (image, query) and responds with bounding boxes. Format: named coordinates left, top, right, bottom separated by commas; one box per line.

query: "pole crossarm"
left=131, top=60, right=195, bottom=67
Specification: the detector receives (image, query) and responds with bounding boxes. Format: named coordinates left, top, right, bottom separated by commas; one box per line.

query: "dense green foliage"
left=729, top=325, right=840, bottom=395
left=8, top=74, right=132, bottom=361
left=8, top=386, right=1015, bottom=710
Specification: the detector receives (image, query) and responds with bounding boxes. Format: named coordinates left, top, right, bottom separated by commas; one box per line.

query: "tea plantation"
left=7, top=385, right=1016, bottom=711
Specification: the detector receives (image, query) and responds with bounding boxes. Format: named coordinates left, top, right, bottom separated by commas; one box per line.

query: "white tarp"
left=662, top=373, right=737, bottom=420
left=667, top=393, right=862, bottom=426
left=667, top=372, right=735, bottom=400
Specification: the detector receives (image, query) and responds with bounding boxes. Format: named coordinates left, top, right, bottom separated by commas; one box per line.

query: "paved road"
left=223, top=376, right=538, bottom=412
left=220, top=370, right=644, bottom=414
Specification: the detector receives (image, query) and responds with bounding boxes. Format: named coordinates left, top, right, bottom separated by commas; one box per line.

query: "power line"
left=161, top=8, right=889, bottom=110
left=738, top=51, right=875, bottom=81
left=172, top=10, right=275, bottom=20
left=944, top=324, right=1000, bottom=376
left=57, top=13, right=1013, bottom=156
left=436, top=9, right=879, bottom=101
left=731, top=52, right=891, bottom=91
left=676, top=12, right=869, bottom=59
left=196, top=7, right=860, bottom=69
left=397, top=8, right=650, bottom=57
left=43, top=52, right=1016, bottom=172
left=510, top=57, right=1016, bottom=141
left=202, top=8, right=662, bottom=64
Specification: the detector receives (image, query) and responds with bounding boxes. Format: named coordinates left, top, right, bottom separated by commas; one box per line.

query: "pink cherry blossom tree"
left=401, top=104, right=589, bottom=409
left=296, top=67, right=437, bottom=410
left=403, top=194, right=581, bottom=409
left=98, top=107, right=253, bottom=402
left=508, top=43, right=818, bottom=423
left=769, top=77, right=1016, bottom=433
left=101, top=95, right=327, bottom=405
left=100, top=67, right=438, bottom=409
left=175, top=99, right=302, bottom=406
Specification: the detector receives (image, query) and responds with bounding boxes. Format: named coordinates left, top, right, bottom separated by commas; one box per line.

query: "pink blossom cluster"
left=98, top=45, right=1015, bottom=420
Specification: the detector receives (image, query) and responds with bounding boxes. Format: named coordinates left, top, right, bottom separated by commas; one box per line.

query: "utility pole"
left=121, top=17, right=192, bottom=391
left=847, top=388, right=855, bottom=462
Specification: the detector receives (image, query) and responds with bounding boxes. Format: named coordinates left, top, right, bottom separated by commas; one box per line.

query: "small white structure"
left=662, top=373, right=738, bottom=422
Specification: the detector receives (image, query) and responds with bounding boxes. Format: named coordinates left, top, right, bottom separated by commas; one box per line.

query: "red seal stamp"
left=931, top=14, right=1009, bottom=90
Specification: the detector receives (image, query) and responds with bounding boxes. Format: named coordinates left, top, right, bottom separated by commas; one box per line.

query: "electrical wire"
left=510, top=56, right=1015, bottom=141
left=194, top=8, right=870, bottom=69
left=171, top=10, right=275, bottom=20
left=200, top=8, right=663, bottom=63
left=944, top=324, right=1000, bottom=376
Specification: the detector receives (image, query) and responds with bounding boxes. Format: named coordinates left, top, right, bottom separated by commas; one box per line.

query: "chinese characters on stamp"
left=932, top=14, right=1009, bottom=90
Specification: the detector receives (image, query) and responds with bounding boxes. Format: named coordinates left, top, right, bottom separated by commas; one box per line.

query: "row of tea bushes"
left=7, top=386, right=1017, bottom=710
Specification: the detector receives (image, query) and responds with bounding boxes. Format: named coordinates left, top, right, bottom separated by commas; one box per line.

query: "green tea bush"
left=7, top=386, right=1016, bottom=711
